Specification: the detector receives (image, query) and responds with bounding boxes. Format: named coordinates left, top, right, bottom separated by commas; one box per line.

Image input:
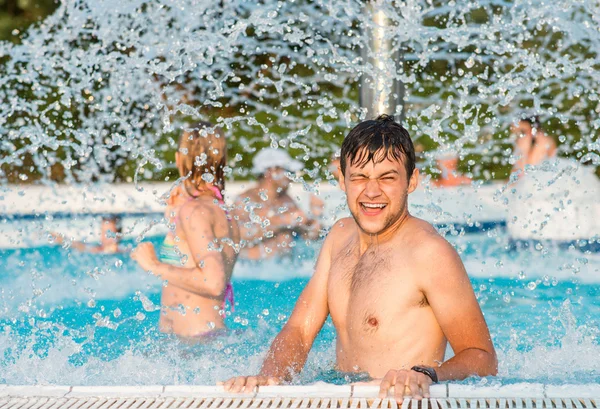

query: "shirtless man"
left=223, top=115, right=497, bottom=400
left=233, top=148, right=320, bottom=259
left=511, top=116, right=557, bottom=176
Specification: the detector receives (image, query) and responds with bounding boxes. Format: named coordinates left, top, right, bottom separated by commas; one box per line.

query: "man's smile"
left=360, top=202, right=387, bottom=215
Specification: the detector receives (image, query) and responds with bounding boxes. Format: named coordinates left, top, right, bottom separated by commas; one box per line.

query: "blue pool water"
left=0, top=229, right=599, bottom=386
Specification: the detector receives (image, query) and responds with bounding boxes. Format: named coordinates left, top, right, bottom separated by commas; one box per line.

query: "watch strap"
left=411, top=365, right=438, bottom=383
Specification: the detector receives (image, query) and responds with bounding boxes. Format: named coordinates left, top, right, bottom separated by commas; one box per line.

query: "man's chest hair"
left=331, top=242, right=394, bottom=293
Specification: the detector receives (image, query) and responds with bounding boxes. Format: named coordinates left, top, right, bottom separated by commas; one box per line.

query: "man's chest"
left=327, top=245, right=426, bottom=330
left=249, top=197, right=294, bottom=218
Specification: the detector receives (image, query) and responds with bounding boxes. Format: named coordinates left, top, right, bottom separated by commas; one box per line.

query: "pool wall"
left=3, top=178, right=598, bottom=249
left=0, top=181, right=508, bottom=249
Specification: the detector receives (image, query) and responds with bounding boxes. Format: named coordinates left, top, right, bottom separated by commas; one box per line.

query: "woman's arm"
left=132, top=202, right=228, bottom=298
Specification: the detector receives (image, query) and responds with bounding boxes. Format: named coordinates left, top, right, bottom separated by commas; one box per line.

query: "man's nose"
left=363, top=178, right=382, bottom=199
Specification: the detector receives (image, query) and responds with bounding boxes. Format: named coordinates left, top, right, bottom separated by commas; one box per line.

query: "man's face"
left=511, top=121, right=532, bottom=139
left=101, top=220, right=119, bottom=246
left=340, top=151, right=418, bottom=235
left=266, top=167, right=291, bottom=191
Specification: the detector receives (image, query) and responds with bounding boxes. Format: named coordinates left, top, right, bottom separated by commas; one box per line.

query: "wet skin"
left=132, top=189, right=240, bottom=337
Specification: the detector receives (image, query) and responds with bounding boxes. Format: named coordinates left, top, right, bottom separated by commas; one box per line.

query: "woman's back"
left=131, top=121, right=239, bottom=340
left=159, top=190, right=240, bottom=338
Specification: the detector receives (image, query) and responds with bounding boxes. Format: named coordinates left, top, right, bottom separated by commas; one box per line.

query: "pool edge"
left=1, top=383, right=599, bottom=398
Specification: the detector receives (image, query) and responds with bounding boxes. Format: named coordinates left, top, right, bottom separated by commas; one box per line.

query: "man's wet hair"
left=340, top=114, right=415, bottom=178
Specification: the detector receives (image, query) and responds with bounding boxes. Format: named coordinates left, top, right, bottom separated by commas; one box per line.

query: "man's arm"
left=378, top=236, right=497, bottom=403
left=51, top=232, right=105, bottom=253
left=132, top=202, right=228, bottom=298
left=222, top=222, right=336, bottom=392
left=421, top=238, right=497, bottom=380
left=270, top=196, right=320, bottom=239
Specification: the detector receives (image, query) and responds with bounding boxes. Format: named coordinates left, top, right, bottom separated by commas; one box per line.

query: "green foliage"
left=0, top=0, right=58, bottom=43
left=1, top=1, right=598, bottom=184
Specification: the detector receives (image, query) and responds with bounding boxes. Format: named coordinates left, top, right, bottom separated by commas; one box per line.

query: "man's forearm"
left=260, top=326, right=312, bottom=381
left=436, top=348, right=498, bottom=382
left=153, top=262, right=223, bottom=298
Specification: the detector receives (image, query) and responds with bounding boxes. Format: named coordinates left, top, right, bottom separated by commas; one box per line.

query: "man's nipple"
left=367, top=317, right=378, bottom=327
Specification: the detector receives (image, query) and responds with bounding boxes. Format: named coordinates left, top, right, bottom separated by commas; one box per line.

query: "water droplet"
left=201, top=173, right=215, bottom=183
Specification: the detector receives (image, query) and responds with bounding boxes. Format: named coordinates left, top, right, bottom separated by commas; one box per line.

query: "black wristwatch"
left=411, top=366, right=438, bottom=383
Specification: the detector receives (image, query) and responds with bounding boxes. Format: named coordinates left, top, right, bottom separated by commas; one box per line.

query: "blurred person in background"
left=52, top=215, right=123, bottom=254
left=432, top=154, right=472, bottom=188
left=511, top=116, right=557, bottom=176
left=328, top=151, right=341, bottom=181
left=131, top=122, right=240, bottom=339
left=233, top=148, right=320, bottom=260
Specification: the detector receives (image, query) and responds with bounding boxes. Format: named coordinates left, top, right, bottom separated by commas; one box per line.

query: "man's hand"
left=131, top=242, right=160, bottom=273
left=378, top=369, right=432, bottom=403
left=219, top=376, right=281, bottom=393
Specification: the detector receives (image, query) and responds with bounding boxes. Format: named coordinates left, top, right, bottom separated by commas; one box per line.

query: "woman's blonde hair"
left=177, top=121, right=227, bottom=194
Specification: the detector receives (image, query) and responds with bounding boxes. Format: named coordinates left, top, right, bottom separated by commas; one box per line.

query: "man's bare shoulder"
left=323, top=217, right=355, bottom=251
left=327, top=217, right=355, bottom=238
left=399, top=217, right=460, bottom=262
left=399, top=217, right=466, bottom=279
left=313, top=217, right=355, bottom=268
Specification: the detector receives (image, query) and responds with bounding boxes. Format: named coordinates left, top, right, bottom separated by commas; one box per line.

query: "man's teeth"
left=362, top=203, right=386, bottom=208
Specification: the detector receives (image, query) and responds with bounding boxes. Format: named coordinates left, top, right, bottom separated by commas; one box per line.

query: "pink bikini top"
left=190, top=185, right=232, bottom=221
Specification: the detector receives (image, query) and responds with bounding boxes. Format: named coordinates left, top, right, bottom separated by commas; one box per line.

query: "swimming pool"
left=0, top=226, right=599, bottom=387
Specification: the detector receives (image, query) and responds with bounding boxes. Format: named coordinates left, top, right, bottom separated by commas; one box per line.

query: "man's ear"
left=338, top=167, right=346, bottom=192
left=408, top=168, right=419, bottom=194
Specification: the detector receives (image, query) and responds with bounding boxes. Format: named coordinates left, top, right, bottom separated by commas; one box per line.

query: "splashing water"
left=0, top=234, right=599, bottom=385
left=0, top=0, right=599, bottom=387
left=0, top=0, right=599, bottom=183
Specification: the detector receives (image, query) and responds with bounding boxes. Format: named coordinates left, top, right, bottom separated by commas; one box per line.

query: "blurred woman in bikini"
left=132, top=122, right=240, bottom=339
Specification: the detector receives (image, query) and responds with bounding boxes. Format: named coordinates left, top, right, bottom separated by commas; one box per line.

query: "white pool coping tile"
left=256, top=384, right=352, bottom=398
left=163, top=385, right=251, bottom=398
left=545, top=384, right=600, bottom=398
left=448, top=383, right=545, bottom=398
left=1, top=383, right=600, bottom=399
left=352, top=384, right=447, bottom=398
left=0, top=385, right=71, bottom=397
left=68, top=385, right=164, bottom=397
